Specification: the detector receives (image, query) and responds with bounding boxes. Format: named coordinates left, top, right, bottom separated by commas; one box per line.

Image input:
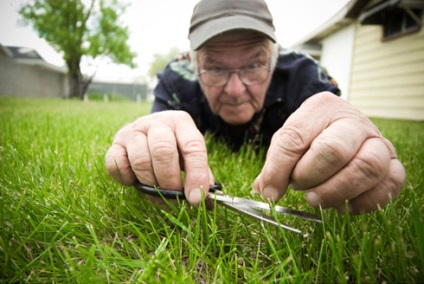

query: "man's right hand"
left=105, top=110, right=214, bottom=204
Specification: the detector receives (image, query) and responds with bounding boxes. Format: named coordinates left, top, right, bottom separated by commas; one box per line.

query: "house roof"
left=360, top=0, right=424, bottom=25
left=291, top=0, right=371, bottom=49
left=2, top=45, right=45, bottom=60
left=0, top=43, right=67, bottom=74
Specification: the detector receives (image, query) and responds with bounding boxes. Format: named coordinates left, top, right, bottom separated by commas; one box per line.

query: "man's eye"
left=245, top=63, right=260, bottom=70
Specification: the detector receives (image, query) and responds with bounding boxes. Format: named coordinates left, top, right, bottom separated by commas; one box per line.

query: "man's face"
left=197, top=33, right=273, bottom=125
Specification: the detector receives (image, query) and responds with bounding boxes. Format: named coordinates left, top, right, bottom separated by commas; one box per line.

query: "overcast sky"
left=0, top=0, right=349, bottom=82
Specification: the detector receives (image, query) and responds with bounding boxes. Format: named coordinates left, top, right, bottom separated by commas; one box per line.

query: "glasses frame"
left=197, top=64, right=271, bottom=87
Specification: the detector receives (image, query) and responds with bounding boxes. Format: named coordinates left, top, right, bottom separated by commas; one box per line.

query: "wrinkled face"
left=197, top=32, right=273, bottom=125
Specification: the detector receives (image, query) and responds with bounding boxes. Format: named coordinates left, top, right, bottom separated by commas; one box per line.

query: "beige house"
left=293, top=0, right=424, bottom=121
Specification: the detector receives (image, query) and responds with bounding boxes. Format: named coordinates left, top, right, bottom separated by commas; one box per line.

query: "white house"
left=292, top=0, right=424, bottom=121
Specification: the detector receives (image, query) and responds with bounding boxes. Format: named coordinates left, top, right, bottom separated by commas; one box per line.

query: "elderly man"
left=105, top=0, right=405, bottom=215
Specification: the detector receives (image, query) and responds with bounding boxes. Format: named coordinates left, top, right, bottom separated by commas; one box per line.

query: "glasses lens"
left=201, top=70, right=227, bottom=86
left=241, top=67, right=268, bottom=85
left=200, top=66, right=270, bottom=86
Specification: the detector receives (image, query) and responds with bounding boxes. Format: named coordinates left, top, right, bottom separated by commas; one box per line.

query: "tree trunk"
left=67, top=55, right=84, bottom=99
left=68, top=69, right=95, bottom=100
left=69, top=75, right=83, bottom=99
left=81, top=72, right=95, bottom=98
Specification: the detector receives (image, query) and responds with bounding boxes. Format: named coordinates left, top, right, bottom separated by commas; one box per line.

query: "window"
left=382, top=7, right=423, bottom=40
left=360, top=0, right=424, bottom=41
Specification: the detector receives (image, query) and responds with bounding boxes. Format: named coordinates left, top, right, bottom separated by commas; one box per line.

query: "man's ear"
left=185, top=52, right=191, bottom=62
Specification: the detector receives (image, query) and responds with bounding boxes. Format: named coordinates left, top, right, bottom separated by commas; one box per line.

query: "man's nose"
left=224, top=72, right=246, bottom=97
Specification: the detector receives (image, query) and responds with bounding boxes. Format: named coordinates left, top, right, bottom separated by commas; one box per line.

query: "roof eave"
left=0, top=43, right=14, bottom=57
left=290, top=0, right=370, bottom=48
left=15, top=58, right=68, bottom=74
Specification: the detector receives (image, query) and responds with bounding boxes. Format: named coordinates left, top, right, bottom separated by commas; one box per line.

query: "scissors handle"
left=134, top=181, right=222, bottom=199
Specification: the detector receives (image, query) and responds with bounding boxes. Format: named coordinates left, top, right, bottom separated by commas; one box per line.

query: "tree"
left=19, top=0, right=136, bottom=99
left=148, top=47, right=181, bottom=79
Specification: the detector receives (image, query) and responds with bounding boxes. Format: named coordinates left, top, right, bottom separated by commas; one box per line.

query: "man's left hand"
left=254, top=92, right=406, bottom=215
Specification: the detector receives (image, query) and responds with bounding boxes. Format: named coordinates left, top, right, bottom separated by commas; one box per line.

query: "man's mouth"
left=221, top=99, right=249, bottom=106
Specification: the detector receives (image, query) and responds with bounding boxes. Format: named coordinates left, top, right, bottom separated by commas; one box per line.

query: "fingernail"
left=188, top=188, right=202, bottom=205
left=262, top=186, right=279, bottom=201
left=305, top=192, right=322, bottom=207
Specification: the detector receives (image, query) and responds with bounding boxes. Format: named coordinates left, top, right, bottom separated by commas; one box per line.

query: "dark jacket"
left=152, top=50, right=340, bottom=150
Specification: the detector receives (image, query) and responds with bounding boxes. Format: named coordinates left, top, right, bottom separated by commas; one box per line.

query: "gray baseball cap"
left=189, top=0, right=277, bottom=50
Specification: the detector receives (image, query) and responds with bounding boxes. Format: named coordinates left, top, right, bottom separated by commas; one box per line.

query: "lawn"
left=0, top=97, right=423, bottom=283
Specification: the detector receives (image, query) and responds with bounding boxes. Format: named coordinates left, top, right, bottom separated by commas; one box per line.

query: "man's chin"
left=221, top=113, right=254, bottom=125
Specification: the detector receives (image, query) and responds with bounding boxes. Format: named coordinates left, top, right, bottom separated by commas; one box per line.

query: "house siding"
left=348, top=15, right=424, bottom=120
left=320, top=24, right=355, bottom=101
left=0, top=53, right=69, bottom=98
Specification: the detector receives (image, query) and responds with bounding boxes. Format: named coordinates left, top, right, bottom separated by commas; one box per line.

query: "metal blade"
left=218, top=201, right=302, bottom=234
left=208, top=192, right=322, bottom=223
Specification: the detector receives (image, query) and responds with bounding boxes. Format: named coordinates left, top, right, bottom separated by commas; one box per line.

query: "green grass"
left=0, top=97, right=423, bottom=283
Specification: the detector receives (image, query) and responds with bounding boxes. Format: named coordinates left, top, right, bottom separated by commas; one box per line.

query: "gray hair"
left=190, top=39, right=279, bottom=77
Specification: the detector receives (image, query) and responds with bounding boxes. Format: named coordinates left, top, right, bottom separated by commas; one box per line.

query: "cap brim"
left=189, top=15, right=277, bottom=50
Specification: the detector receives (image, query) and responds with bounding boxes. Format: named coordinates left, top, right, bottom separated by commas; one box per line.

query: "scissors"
left=134, top=182, right=322, bottom=234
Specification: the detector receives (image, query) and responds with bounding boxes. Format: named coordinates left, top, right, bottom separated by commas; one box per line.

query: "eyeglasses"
left=198, top=64, right=271, bottom=87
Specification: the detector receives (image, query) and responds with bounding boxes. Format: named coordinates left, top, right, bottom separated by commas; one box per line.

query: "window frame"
left=359, top=0, right=424, bottom=42
left=381, top=7, right=423, bottom=41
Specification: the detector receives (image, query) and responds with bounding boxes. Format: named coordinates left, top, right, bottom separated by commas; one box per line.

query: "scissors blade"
left=207, top=193, right=322, bottom=223
left=217, top=200, right=302, bottom=234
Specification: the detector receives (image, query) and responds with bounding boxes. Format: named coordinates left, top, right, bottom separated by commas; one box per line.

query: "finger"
left=304, top=137, right=391, bottom=209
left=147, top=125, right=182, bottom=190
left=125, top=131, right=158, bottom=186
left=337, top=144, right=406, bottom=215
left=105, top=143, right=137, bottom=185
left=111, top=111, right=211, bottom=205
left=178, top=151, right=215, bottom=185
left=174, top=115, right=210, bottom=205
left=253, top=122, right=319, bottom=200
left=182, top=164, right=216, bottom=206
left=254, top=92, right=368, bottom=200
left=290, top=118, right=372, bottom=190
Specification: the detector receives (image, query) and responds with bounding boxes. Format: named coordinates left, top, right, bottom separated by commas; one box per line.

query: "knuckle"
left=130, top=156, right=156, bottom=186
left=312, top=136, right=349, bottom=165
left=130, top=154, right=153, bottom=173
left=382, top=137, right=398, bottom=159
left=306, top=91, right=339, bottom=107
left=150, top=141, right=178, bottom=161
left=174, top=110, right=192, bottom=120
left=114, top=123, right=135, bottom=141
left=315, top=91, right=337, bottom=102
left=348, top=138, right=392, bottom=182
left=273, top=127, right=307, bottom=157
left=180, top=138, right=206, bottom=156
left=352, top=152, right=387, bottom=181
left=157, top=110, right=192, bottom=124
